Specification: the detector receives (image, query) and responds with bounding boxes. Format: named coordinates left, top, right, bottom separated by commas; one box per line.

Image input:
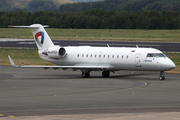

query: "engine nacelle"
left=46, top=46, right=66, bottom=58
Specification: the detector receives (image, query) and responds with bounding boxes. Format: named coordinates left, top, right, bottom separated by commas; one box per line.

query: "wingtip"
left=8, top=55, right=17, bottom=67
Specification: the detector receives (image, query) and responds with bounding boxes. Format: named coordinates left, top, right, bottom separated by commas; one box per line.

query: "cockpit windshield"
left=147, top=53, right=166, bottom=57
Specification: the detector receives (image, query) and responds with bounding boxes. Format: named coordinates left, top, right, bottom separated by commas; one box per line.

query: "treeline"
left=0, top=10, right=180, bottom=29
left=59, top=0, right=180, bottom=13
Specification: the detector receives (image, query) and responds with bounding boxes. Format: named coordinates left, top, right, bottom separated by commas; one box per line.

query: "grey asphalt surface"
left=0, top=39, right=180, bottom=119
left=0, top=65, right=180, bottom=119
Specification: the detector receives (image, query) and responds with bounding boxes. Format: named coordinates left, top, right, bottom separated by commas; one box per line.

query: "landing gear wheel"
left=102, top=71, right=110, bottom=77
left=82, top=71, right=90, bottom=78
left=159, top=71, right=165, bottom=80
left=159, top=76, right=165, bottom=80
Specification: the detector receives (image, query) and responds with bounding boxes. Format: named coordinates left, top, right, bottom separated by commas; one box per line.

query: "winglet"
left=8, top=55, right=17, bottom=67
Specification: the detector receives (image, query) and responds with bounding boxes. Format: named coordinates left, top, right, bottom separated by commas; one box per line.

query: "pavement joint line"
left=91, top=81, right=148, bottom=94
left=8, top=115, right=15, bottom=117
left=0, top=81, right=147, bottom=100
left=1, top=81, right=147, bottom=99
left=0, top=114, right=16, bottom=118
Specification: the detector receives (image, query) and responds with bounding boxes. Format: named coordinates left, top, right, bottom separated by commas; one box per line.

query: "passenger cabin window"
left=147, top=53, right=166, bottom=57
left=103, top=55, right=105, bottom=58
left=77, top=54, right=79, bottom=57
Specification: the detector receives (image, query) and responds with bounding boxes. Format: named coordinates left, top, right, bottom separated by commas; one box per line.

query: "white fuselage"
left=38, top=46, right=175, bottom=72
left=8, top=24, right=176, bottom=79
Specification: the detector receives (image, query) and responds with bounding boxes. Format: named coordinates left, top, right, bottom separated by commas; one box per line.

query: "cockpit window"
left=147, top=53, right=155, bottom=57
left=147, top=53, right=166, bottom=57
left=156, top=53, right=166, bottom=57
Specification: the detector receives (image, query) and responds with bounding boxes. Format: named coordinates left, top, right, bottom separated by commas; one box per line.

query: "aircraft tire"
left=102, top=71, right=110, bottom=77
left=82, top=71, right=90, bottom=78
left=159, top=76, right=165, bottom=80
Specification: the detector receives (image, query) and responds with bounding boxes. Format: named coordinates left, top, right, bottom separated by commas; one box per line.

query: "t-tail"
left=8, top=24, right=54, bottom=50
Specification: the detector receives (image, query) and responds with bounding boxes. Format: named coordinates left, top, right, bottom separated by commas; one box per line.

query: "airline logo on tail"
left=35, top=31, right=44, bottom=44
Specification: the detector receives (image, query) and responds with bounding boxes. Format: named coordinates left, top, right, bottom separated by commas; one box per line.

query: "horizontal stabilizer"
left=8, top=25, right=49, bottom=28
left=8, top=24, right=54, bottom=50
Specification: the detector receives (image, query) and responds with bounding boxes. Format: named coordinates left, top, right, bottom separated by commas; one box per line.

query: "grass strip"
left=0, top=48, right=53, bottom=65
left=1, top=28, right=180, bottom=42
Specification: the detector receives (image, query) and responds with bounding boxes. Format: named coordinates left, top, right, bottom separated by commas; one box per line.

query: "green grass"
left=0, top=48, right=179, bottom=73
left=1, top=28, right=180, bottom=42
left=0, top=48, right=53, bottom=65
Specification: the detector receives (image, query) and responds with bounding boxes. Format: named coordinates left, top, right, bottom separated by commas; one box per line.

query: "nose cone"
left=164, top=58, right=176, bottom=70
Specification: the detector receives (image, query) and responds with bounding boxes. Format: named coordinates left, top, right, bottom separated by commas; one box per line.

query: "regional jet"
left=8, top=24, right=176, bottom=80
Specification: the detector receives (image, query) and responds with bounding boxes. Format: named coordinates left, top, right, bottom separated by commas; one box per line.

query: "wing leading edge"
left=8, top=55, right=112, bottom=70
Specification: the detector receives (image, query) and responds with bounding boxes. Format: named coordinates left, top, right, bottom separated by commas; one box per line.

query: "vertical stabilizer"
left=9, top=24, right=54, bottom=50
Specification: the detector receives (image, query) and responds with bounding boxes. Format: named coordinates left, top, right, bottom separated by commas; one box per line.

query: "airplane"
left=8, top=24, right=176, bottom=80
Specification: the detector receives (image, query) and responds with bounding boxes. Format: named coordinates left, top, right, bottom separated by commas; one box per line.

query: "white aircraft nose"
left=172, top=62, right=176, bottom=69
left=165, top=59, right=176, bottom=70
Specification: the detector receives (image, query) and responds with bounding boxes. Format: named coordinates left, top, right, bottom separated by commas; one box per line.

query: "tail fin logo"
left=35, top=31, right=44, bottom=44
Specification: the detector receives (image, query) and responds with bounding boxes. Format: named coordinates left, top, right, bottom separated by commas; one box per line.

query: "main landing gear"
left=82, top=70, right=110, bottom=78
left=82, top=70, right=90, bottom=78
left=159, top=71, right=165, bottom=80
left=102, top=71, right=110, bottom=77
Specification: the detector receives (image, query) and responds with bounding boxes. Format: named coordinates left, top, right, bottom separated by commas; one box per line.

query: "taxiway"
left=0, top=66, right=180, bottom=118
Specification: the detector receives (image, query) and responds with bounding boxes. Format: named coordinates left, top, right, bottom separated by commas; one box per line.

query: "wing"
left=8, top=56, right=113, bottom=71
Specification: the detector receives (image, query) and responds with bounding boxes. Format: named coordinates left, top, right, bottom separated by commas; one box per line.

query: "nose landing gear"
left=159, top=71, right=165, bottom=80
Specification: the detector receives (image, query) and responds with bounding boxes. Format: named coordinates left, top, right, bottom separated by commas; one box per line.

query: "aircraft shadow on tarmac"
left=22, top=72, right=155, bottom=80
left=0, top=73, right=14, bottom=80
